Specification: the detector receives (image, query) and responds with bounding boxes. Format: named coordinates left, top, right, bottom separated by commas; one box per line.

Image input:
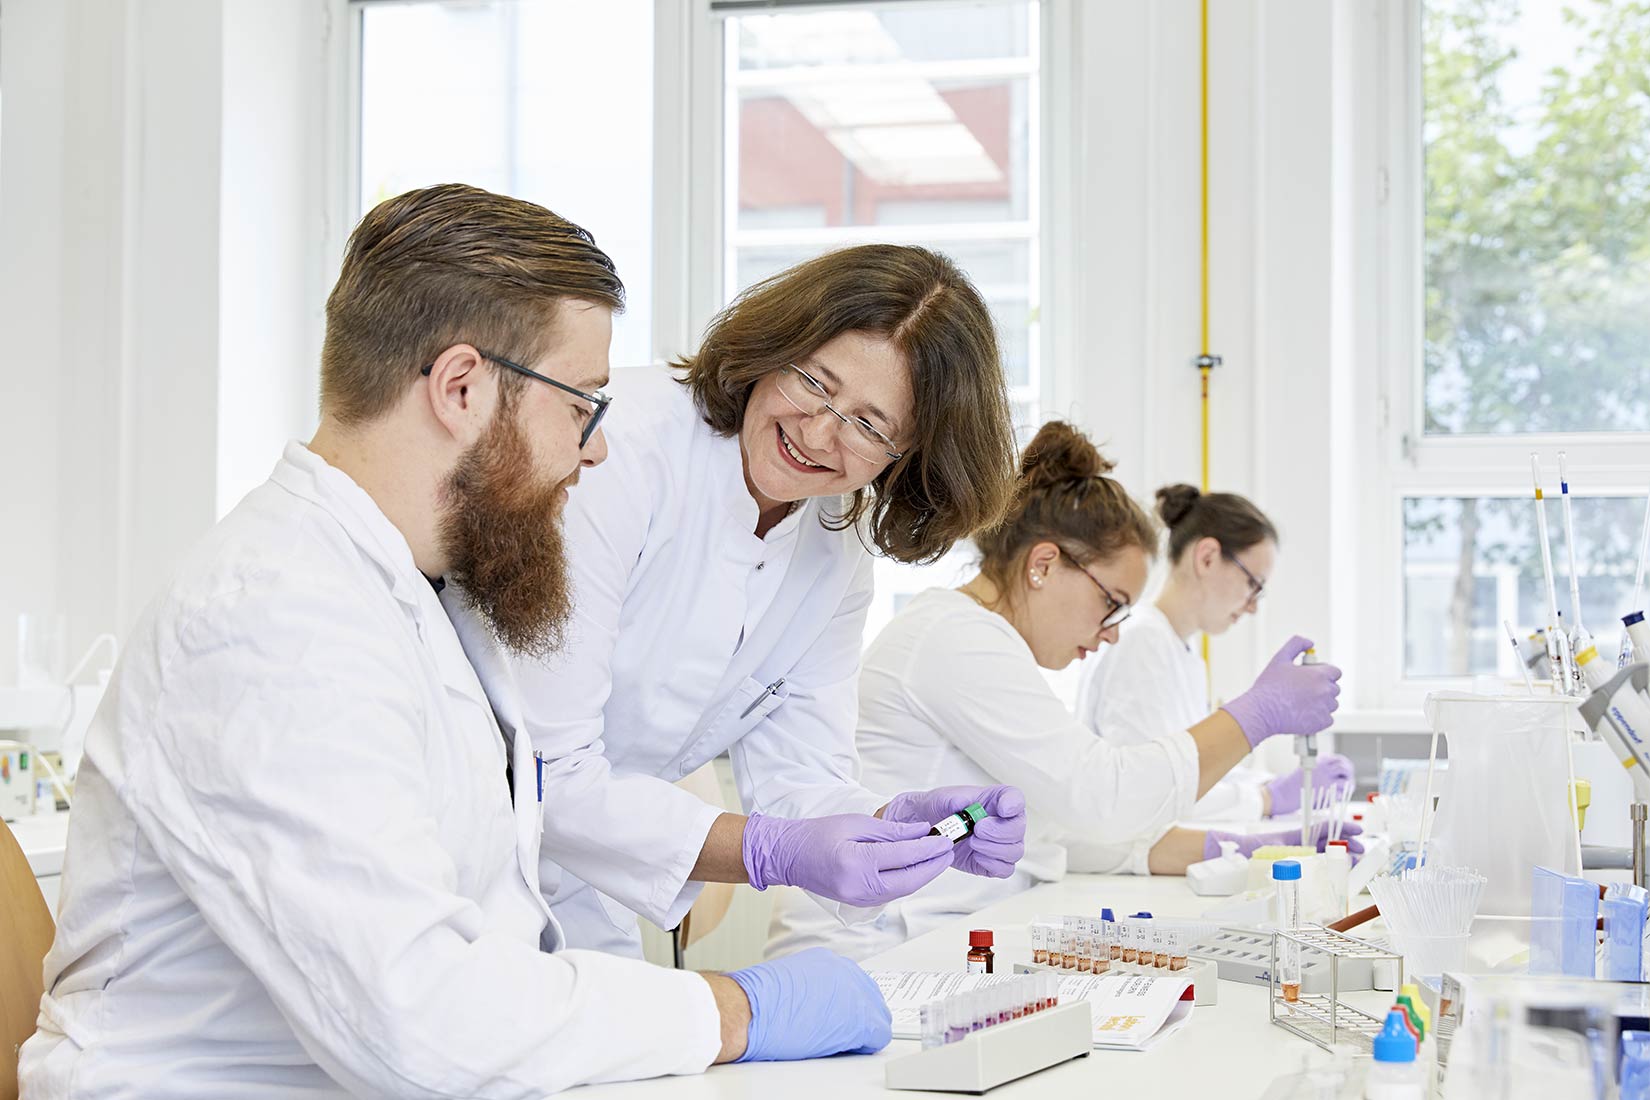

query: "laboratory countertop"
left=574, top=874, right=1344, bottom=1100
left=8, top=809, right=69, bottom=876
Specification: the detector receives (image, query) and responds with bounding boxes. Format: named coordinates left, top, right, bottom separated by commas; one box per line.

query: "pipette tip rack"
left=1268, top=925, right=1405, bottom=1052
left=883, top=1000, right=1093, bottom=1094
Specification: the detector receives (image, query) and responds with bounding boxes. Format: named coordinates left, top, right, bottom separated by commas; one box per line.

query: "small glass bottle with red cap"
left=967, top=929, right=995, bottom=974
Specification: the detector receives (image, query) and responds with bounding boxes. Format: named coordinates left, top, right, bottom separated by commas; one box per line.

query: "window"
left=1371, top=0, right=1650, bottom=704
left=714, top=0, right=1046, bottom=643
left=354, top=0, right=655, bottom=366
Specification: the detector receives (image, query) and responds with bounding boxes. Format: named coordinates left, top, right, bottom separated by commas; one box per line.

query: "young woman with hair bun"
left=1077, top=486, right=1354, bottom=823
left=765, top=421, right=1353, bottom=961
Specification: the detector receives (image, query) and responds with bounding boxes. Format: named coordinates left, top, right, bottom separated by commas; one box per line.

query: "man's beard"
left=440, top=399, right=576, bottom=660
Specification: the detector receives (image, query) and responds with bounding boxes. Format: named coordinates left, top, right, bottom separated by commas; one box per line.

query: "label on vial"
left=930, top=814, right=970, bottom=843
left=967, top=960, right=987, bottom=974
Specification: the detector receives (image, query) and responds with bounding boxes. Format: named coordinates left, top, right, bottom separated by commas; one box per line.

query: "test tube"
left=1060, top=926, right=1078, bottom=970
left=1076, top=923, right=1093, bottom=973
left=1169, top=927, right=1189, bottom=971
left=1121, top=921, right=1139, bottom=964
left=1274, top=859, right=1303, bottom=1004
left=920, top=1000, right=945, bottom=1049
left=1108, top=920, right=1122, bottom=960
left=1152, top=925, right=1170, bottom=968
left=995, top=984, right=1012, bottom=1025
left=1031, top=922, right=1048, bottom=966
left=1011, top=979, right=1026, bottom=1019
left=945, top=995, right=968, bottom=1043
left=1046, top=973, right=1060, bottom=1009
left=1090, top=919, right=1110, bottom=974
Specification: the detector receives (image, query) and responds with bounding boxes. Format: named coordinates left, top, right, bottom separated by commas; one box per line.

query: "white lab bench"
left=573, top=873, right=1344, bottom=1099
left=9, top=809, right=69, bottom=915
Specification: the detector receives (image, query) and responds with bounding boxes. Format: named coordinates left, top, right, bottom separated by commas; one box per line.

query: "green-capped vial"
left=930, top=802, right=988, bottom=843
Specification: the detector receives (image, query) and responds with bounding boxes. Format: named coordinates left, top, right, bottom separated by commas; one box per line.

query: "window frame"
left=1365, top=0, right=1650, bottom=711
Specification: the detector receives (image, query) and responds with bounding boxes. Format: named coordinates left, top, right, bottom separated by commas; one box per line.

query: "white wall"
left=0, top=0, right=332, bottom=684
left=1062, top=0, right=1350, bottom=721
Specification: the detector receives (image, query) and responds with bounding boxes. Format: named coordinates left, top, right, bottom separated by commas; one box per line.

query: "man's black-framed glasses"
left=1222, top=547, right=1266, bottom=605
left=1058, top=549, right=1132, bottom=630
left=422, top=350, right=611, bottom=448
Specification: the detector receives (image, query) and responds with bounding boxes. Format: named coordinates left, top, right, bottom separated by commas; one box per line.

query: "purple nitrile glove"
left=728, top=947, right=892, bottom=1062
left=1220, top=635, right=1343, bottom=749
left=880, top=785, right=1028, bottom=879
left=743, top=813, right=954, bottom=907
left=1203, top=820, right=1365, bottom=861
left=1266, top=753, right=1355, bottom=817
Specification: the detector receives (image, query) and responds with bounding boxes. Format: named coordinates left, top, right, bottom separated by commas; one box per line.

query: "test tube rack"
left=883, top=1001, right=1093, bottom=1094
left=1011, top=957, right=1219, bottom=1007
left=1268, top=925, right=1405, bottom=1053
left=1190, top=926, right=1375, bottom=994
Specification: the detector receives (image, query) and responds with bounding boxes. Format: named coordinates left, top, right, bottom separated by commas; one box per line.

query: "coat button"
left=755, top=561, right=765, bottom=571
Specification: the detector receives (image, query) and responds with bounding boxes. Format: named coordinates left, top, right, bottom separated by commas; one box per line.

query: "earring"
left=1029, top=572, right=1042, bottom=588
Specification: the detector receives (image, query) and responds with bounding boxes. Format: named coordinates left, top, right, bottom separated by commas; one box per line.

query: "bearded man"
left=20, top=185, right=892, bottom=1100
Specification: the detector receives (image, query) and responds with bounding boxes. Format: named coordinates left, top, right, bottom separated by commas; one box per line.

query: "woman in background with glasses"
left=1077, top=486, right=1354, bottom=824
left=765, top=422, right=1350, bottom=961
left=481, top=243, right=1032, bottom=959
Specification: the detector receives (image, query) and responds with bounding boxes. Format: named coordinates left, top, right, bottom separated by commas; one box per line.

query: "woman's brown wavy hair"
left=678, top=244, right=1017, bottom=564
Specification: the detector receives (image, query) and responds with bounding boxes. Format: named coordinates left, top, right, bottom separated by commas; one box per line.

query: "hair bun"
left=1018, top=420, right=1114, bottom=493
left=1155, top=484, right=1201, bottom=528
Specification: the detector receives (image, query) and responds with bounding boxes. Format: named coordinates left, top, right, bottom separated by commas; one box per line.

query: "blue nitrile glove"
left=1221, top=635, right=1343, bottom=748
left=880, top=784, right=1028, bottom=878
left=1266, top=754, right=1356, bottom=817
left=728, top=947, right=892, bottom=1062
left=743, top=813, right=954, bottom=906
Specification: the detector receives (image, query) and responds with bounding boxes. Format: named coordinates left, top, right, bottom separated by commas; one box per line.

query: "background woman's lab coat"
left=497, top=366, right=886, bottom=956
left=1078, top=602, right=1269, bottom=822
left=20, top=442, right=720, bottom=1099
left=766, top=587, right=1198, bottom=961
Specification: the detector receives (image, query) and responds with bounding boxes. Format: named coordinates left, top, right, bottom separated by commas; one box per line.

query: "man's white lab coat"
left=19, top=442, right=720, bottom=1099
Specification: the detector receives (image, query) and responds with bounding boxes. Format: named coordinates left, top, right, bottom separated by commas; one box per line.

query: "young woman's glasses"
left=775, top=364, right=904, bottom=463
left=1222, top=547, right=1266, bottom=605
left=1058, top=550, right=1132, bottom=629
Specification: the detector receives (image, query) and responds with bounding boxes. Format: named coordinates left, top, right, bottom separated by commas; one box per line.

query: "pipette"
left=1557, top=453, right=1593, bottom=677
left=1299, top=647, right=1321, bottom=849
left=1621, top=485, right=1650, bottom=668
left=1531, top=455, right=1575, bottom=692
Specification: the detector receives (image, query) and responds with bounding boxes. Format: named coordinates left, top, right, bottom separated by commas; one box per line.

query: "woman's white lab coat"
left=493, top=366, right=885, bottom=955
left=19, top=442, right=719, bottom=1099
left=1077, top=603, right=1269, bottom=822
left=766, top=587, right=1198, bottom=961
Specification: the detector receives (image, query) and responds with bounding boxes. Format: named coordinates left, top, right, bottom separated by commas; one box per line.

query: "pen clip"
left=740, top=677, right=786, bottom=719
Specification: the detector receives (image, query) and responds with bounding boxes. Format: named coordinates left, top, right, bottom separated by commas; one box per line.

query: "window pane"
left=723, top=1, right=1039, bottom=641
left=1402, top=494, right=1647, bottom=677
left=1423, top=1, right=1650, bottom=435
left=736, top=77, right=1032, bottom=231
left=358, top=1, right=655, bottom=367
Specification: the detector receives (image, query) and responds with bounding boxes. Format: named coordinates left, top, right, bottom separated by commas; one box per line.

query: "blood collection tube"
left=1274, top=859, right=1303, bottom=1004
left=920, top=1000, right=945, bottom=1049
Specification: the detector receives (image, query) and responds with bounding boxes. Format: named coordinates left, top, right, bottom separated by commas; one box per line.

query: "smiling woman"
left=469, top=242, right=1031, bottom=962
left=681, top=243, right=1019, bottom=563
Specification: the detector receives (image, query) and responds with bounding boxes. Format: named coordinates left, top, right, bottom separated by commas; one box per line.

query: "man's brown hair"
left=679, top=244, right=1017, bottom=565
left=321, top=184, right=624, bottom=424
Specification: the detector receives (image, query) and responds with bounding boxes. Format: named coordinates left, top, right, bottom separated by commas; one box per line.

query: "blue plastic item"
left=1602, top=891, right=1647, bottom=982
left=1622, top=1031, right=1650, bottom=1100
left=1373, top=1010, right=1418, bottom=1063
left=1100, top=907, right=1115, bottom=922
left=1131, top=911, right=1152, bottom=919
left=1272, top=860, right=1302, bottom=881
left=1531, top=866, right=1601, bottom=978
